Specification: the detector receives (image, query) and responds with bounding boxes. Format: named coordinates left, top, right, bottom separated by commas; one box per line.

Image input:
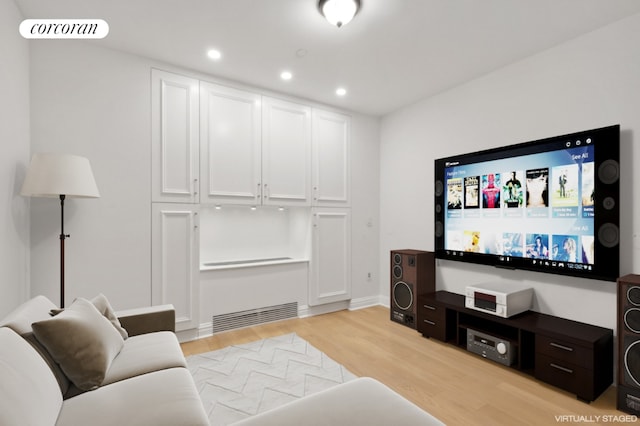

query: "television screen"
left=434, top=125, right=620, bottom=281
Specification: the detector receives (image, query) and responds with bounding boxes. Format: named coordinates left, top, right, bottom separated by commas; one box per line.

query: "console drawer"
left=535, top=353, right=592, bottom=398
left=417, top=300, right=447, bottom=341
left=536, top=334, right=591, bottom=369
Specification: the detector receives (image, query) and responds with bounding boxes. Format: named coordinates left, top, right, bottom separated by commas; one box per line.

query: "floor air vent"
left=212, top=302, right=298, bottom=333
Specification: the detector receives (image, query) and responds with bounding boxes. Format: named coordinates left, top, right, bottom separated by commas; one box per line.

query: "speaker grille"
left=392, top=265, right=402, bottom=280
left=393, top=281, right=413, bottom=311
left=626, top=309, right=640, bottom=334
left=629, top=287, right=640, bottom=306
left=598, top=159, right=620, bottom=184
left=598, top=223, right=619, bottom=248
left=625, top=339, right=640, bottom=388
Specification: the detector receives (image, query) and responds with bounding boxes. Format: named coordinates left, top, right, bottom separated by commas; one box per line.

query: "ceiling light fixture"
left=318, top=0, right=360, bottom=28
left=336, top=87, right=347, bottom=96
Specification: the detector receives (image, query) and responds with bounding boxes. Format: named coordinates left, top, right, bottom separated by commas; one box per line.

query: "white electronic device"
left=465, top=281, right=533, bottom=318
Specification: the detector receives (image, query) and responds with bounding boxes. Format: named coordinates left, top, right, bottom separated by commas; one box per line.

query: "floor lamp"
left=21, top=153, right=100, bottom=308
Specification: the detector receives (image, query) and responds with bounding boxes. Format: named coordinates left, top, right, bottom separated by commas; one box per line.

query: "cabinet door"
left=151, top=70, right=199, bottom=203
left=200, top=82, right=262, bottom=205
left=312, top=109, right=350, bottom=206
left=262, top=97, right=311, bottom=206
left=151, top=203, right=200, bottom=331
left=309, top=208, right=351, bottom=306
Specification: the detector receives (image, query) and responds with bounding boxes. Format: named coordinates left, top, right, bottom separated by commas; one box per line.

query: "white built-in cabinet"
left=151, top=68, right=352, bottom=330
left=151, top=203, right=200, bottom=331
left=261, top=97, right=312, bottom=206
left=199, top=82, right=262, bottom=205
left=309, top=208, right=352, bottom=306
left=312, top=109, right=350, bottom=207
left=200, top=83, right=312, bottom=207
left=151, top=70, right=200, bottom=204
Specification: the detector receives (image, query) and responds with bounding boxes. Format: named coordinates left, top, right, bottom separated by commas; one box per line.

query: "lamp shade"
left=21, top=153, right=100, bottom=198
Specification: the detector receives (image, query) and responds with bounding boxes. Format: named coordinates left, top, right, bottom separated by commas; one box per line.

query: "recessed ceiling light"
left=336, top=87, right=347, bottom=96
left=280, top=71, right=293, bottom=81
left=207, top=49, right=222, bottom=60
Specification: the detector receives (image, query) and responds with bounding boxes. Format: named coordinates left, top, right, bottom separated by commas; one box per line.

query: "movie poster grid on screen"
left=444, top=144, right=596, bottom=270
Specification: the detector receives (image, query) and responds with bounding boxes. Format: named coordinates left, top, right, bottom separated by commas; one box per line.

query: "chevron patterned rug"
left=186, top=333, right=357, bottom=425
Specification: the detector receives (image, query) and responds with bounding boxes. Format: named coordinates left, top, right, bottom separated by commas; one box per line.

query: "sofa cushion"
left=22, top=332, right=71, bottom=395
left=102, top=331, right=186, bottom=386
left=32, top=298, right=125, bottom=391
left=0, top=295, right=57, bottom=335
left=231, top=377, right=445, bottom=426
left=56, top=368, right=209, bottom=426
left=0, top=327, right=63, bottom=426
left=0, top=295, right=71, bottom=394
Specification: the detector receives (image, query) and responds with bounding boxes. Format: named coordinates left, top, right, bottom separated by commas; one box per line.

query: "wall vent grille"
left=212, top=302, right=298, bottom=334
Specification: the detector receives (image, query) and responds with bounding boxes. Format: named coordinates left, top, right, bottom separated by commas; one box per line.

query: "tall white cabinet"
left=308, top=109, right=351, bottom=306
left=151, top=68, right=352, bottom=333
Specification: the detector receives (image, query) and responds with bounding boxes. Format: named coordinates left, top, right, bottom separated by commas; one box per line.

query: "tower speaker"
left=617, top=274, right=640, bottom=415
left=390, top=250, right=435, bottom=329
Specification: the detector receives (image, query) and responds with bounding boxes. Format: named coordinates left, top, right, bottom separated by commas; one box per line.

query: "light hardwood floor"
left=181, top=305, right=626, bottom=425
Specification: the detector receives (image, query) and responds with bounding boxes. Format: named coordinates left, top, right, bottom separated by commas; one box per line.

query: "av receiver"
left=467, top=328, right=516, bottom=366
left=465, top=281, right=533, bottom=318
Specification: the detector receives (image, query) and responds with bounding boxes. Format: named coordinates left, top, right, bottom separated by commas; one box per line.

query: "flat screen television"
left=434, top=125, right=620, bottom=282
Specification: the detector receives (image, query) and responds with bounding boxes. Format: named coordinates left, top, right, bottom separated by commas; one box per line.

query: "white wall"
left=379, top=14, right=640, bottom=330
left=28, top=41, right=381, bottom=313
left=29, top=42, right=153, bottom=309
left=0, top=0, right=31, bottom=318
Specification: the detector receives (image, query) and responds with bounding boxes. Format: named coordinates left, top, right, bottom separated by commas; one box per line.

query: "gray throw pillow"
left=32, top=298, right=124, bottom=391
left=91, top=293, right=129, bottom=340
left=50, top=294, right=129, bottom=340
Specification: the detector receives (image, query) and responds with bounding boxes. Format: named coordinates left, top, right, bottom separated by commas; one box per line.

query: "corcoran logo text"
left=19, top=19, right=109, bottom=39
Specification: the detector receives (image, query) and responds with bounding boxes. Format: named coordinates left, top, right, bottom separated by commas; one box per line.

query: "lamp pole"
left=59, top=194, right=70, bottom=308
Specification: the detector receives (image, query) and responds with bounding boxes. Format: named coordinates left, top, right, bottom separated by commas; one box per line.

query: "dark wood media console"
left=418, top=291, right=613, bottom=402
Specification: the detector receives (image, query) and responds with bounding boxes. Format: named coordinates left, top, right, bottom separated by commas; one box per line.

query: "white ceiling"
left=15, top=0, right=640, bottom=116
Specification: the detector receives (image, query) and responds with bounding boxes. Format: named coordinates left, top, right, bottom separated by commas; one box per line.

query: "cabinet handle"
left=549, top=342, right=574, bottom=352
left=423, top=319, right=436, bottom=326
left=549, top=363, right=573, bottom=374
left=193, top=178, right=198, bottom=195
left=423, top=304, right=436, bottom=311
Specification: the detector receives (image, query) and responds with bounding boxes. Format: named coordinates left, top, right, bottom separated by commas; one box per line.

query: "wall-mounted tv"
left=434, top=125, right=620, bottom=282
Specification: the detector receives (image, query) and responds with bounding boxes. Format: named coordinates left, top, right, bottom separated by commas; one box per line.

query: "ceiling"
left=15, top=0, right=640, bottom=116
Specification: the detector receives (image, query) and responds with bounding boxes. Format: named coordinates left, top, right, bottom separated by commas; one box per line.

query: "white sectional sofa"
left=0, top=295, right=444, bottom=426
left=0, top=295, right=209, bottom=426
